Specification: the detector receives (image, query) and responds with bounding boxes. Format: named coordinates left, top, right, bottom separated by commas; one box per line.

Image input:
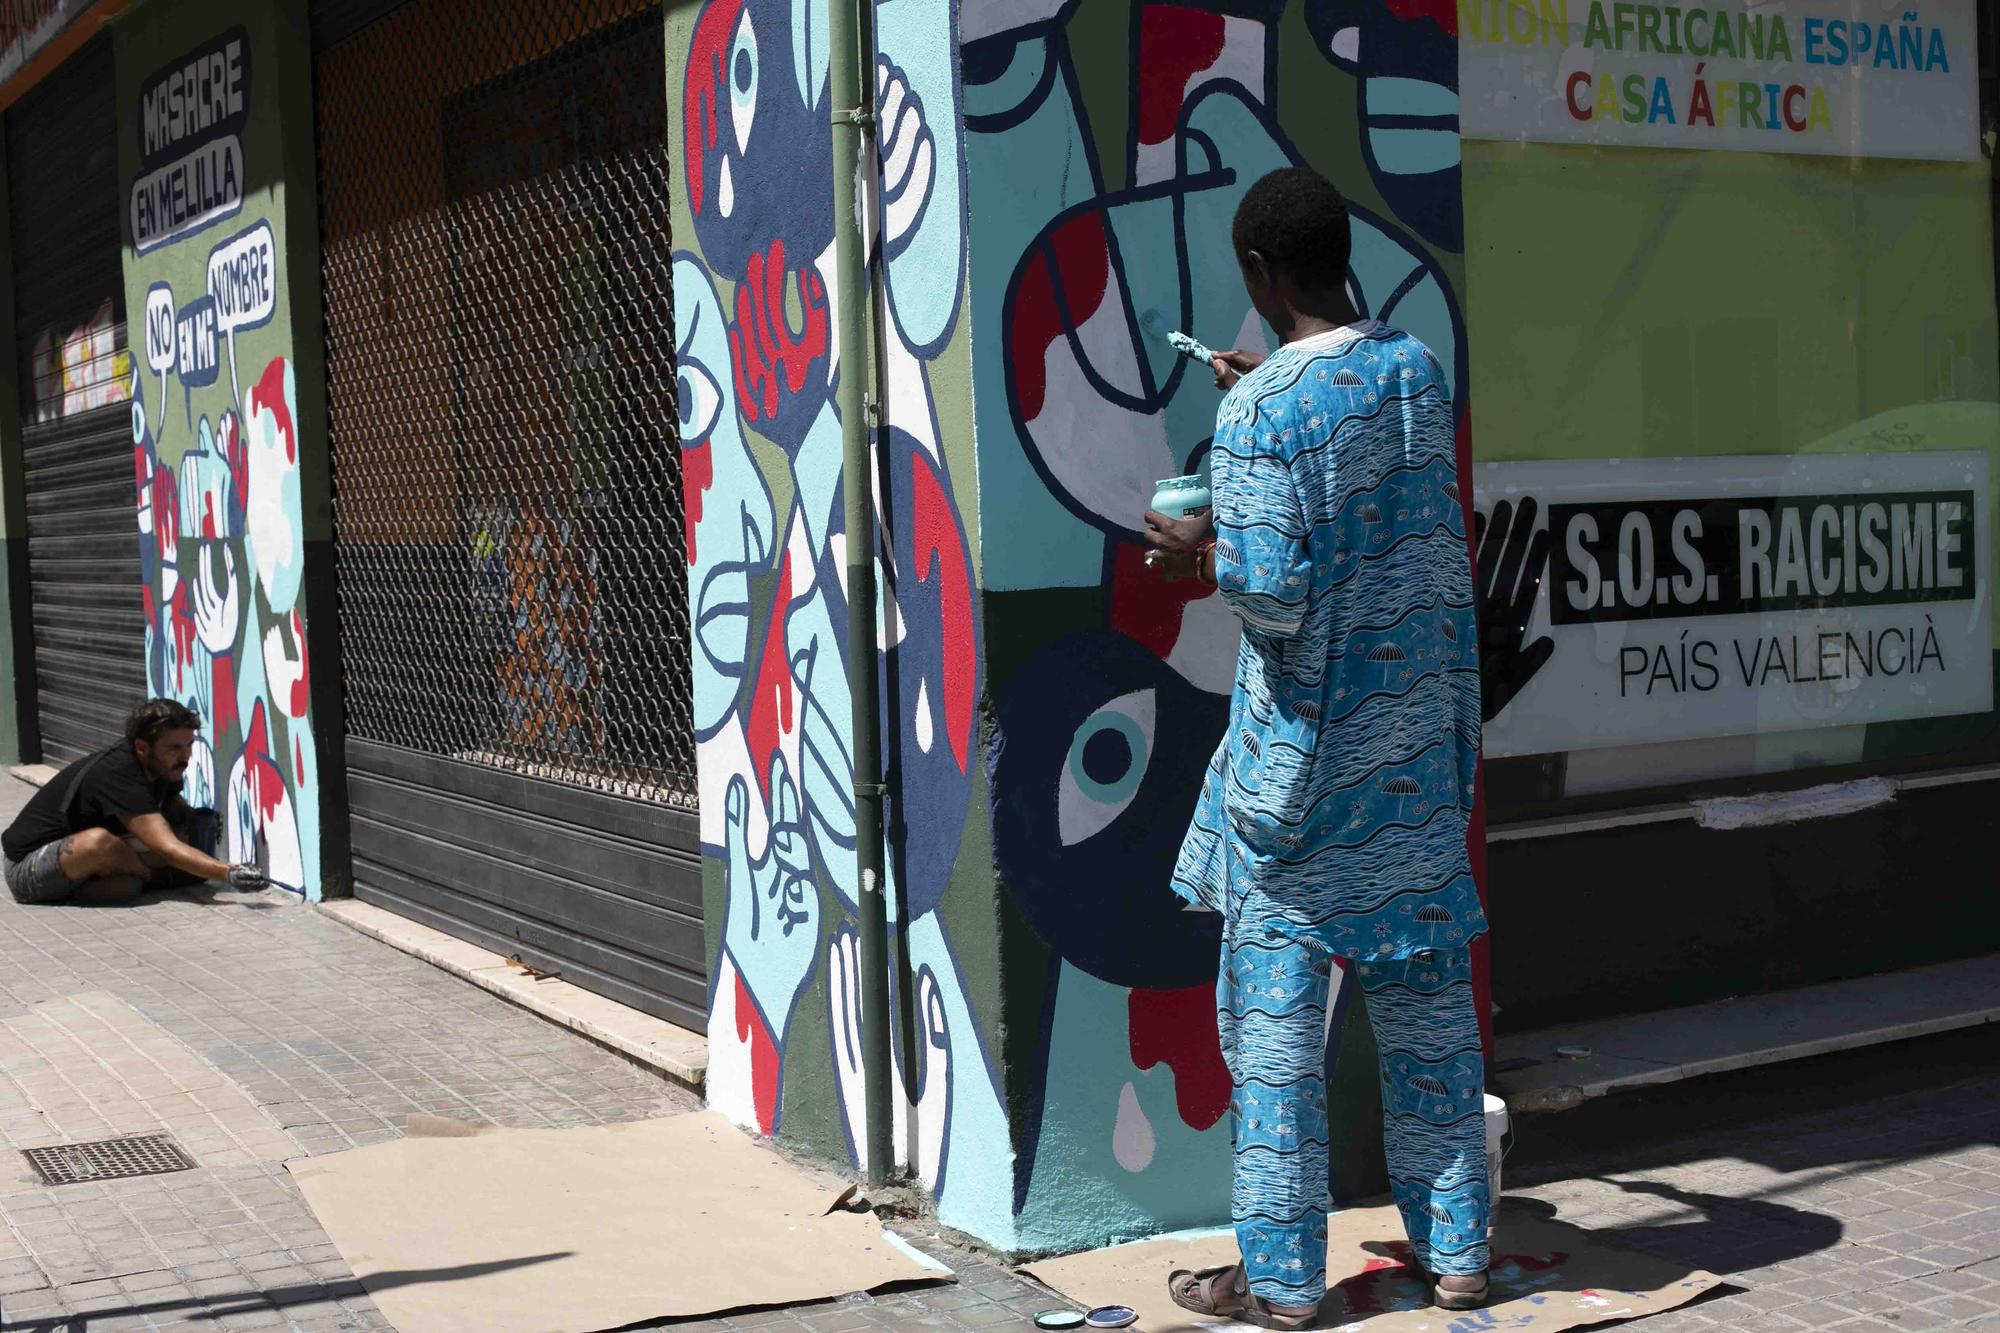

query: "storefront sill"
left=1495, top=952, right=2000, bottom=1114
left=1486, top=762, right=2000, bottom=844
left=318, top=899, right=708, bottom=1094
left=8, top=764, right=57, bottom=788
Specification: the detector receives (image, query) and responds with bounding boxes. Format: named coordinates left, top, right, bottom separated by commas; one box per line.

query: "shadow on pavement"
left=0, top=1253, right=571, bottom=1332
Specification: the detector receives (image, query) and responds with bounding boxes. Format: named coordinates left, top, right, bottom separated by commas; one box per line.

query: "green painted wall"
left=114, top=0, right=337, bottom=897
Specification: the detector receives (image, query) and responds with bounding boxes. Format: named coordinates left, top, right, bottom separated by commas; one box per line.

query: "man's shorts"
left=3, top=839, right=75, bottom=904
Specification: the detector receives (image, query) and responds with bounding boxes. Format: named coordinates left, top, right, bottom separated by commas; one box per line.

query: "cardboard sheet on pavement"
left=1021, top=1202, right=1724, bottom=1332
left=287, top=1110, right=950, bottom=1333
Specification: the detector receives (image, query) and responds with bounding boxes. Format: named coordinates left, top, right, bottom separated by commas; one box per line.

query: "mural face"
left=672, top=0, right=1011, bottom=1240
left=963, top=0, right=1470, bottom=1250
left=119, top=12, right=319, bottom=898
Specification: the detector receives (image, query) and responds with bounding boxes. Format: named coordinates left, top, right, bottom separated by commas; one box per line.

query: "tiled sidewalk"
left=0, top=770, right=1993, bottom=1330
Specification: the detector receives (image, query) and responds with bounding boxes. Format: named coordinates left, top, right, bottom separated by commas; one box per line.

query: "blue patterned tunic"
left=1171, top=322, right=1487, bottom=961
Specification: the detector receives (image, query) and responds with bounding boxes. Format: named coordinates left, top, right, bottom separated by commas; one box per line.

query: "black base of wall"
left=1488, top=777, right=2000, bottom=1031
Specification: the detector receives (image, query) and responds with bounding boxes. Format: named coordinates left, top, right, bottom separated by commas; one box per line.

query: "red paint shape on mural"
left=1386, top=0, right=1459, bottom=36
left=212, top=652, right=237, bottom=739
left=221, top=412, right=247, bottom=512
left=153, top=465, right=179, bottom=558
left=1009, top=251, right=1058, bottom=423
left=167, top=585, right=197, bottom=691
left=1108, top=541, right=1212, bottom=659
left=744, top=548, right=796, bottom=802
left=287, top=609, right=311, bottom=720
left=245, top=699, right=286, bottom=823
left=682, top=0, right=744, bottom=216
left=733, top=967, right=780, bottom=1134
left=1051, top=210, right=1111, bottom=332
left=1137, top=6, right=1228, bottom=146
left=295, top=734, right=306, bottom=786
left=249, top=359, right=294, bottom=462
left=1010, top=212, right=1111, bottom=425
left=683, top=439, right=714, bottom=563
left=910, top=455, right=974, bottom=773
left=731, top=241, right=830, bottom=425
left=1128, top=984, right=1230, bottom=1130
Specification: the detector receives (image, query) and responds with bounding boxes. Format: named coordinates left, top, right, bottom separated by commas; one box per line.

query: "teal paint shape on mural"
left=676, top=254, right=777, bottom=739
left=793, top=401, right=844, bottom=555
left=1013, top=962, right=1231, bottom=1254
left=786, top=579, right=858, bottom=908
left=906, top=910, right=1016, bottom=1246
left=1358, top=78, right=1462, bottom=176
left=964, top=28, right=1113, bottom=592
left=877, top=0, right=965, bottom=356
left=791, top=0, right=830, bottom=116
left=726, top=763, right=820, bottom=1036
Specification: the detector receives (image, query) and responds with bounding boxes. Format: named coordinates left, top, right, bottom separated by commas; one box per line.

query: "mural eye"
left=677, top=358, right=723, bottom=445
left=1057, top=688, right=1156, bottom=846
left=729, top=11, right=758, bottom=156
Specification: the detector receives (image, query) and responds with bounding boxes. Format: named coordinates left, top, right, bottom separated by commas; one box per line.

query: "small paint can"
left=1085, top=1307, right=1138, bottom=1329
left=1032, top=1312, right=1084, bottom=1330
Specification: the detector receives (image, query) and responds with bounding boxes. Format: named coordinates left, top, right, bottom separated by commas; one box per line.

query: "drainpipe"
left=829, top=0, right=896, bottom=1188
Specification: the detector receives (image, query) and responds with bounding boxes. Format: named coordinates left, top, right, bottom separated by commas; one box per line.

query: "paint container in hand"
left=1484, top=1092, right=1511, bottom=1232
left=1150, top=473, right=1211, bottom=520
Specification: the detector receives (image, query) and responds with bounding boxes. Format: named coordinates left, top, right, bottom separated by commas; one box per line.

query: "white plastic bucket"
left=1483, top=1093, right=1510, bottom=1226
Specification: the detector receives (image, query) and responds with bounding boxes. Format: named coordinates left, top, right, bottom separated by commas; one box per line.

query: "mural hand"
left=910, top=964, right=951, bottom=1192
left=1211, top=348, right=1264, bottom=390
left=190, top=538, right=240, bottom=656
left=876, top=59, right=936, bottom=259
left=1472, top=497, right=1555, bottom=722
left=829, top=923, right=869, bottom=1169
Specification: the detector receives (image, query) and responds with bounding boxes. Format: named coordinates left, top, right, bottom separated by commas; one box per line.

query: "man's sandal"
left=1167, top=1263, right=1318, bottom=1330
left=1426, top=1271, right=1491, bottom=1311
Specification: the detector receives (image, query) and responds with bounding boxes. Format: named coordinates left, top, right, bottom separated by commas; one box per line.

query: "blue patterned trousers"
left=1220, top=933, right=1489, bottom=1306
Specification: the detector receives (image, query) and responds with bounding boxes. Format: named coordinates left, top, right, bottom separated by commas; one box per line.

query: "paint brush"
left=1140, top=309, right=1216, bottom=367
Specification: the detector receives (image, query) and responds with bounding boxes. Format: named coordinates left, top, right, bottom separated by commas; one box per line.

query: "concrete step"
left=1495, top=952, right=2000, bottom=1113
left=318, top=898, right=708, bottom=1094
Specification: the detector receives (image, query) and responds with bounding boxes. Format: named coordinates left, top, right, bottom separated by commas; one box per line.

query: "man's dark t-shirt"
left=2, top=744, right=184, bottom=863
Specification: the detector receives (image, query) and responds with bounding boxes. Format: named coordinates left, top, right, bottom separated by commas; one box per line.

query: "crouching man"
left=2, top=699, right=267, bottom=904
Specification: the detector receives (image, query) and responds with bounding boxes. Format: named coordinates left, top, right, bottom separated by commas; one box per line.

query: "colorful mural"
left=117, top=5, right=322, bottom=899
left=962, top=0, right=1474, bottom=1251
left=669, top=0, right=1012, bottom=1240
left=676, top=0, right=1473, bottom=1251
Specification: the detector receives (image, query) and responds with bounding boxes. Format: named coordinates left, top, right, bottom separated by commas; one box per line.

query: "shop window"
left=1460, top=1, right=2000, bottom=819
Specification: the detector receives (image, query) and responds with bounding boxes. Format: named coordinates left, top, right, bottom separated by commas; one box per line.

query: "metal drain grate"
left=22, top=1134, right=196, bottom=1185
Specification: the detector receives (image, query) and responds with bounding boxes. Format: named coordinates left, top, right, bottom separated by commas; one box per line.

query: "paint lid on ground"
left=1085, top=1306, right=1138, bottom=1328
left=1033, top=1310, right=1085, bottom=1329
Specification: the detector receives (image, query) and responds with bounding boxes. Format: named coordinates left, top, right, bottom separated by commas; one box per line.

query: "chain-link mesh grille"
left=314, top=0, right=692, bottom=806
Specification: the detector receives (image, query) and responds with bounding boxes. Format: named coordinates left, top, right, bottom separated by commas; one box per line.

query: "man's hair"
left=1232, top=167, right=1352, bottom=292
left=125, top=698, right=201, bottom=746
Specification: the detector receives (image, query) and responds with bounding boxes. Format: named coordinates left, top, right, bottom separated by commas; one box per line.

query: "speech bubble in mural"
left=144, top=284, right=177, bottom=377
left=174, top=295, right=221, bottom=392
left=207, top=221, right=277, bottom=337
left=207, top=220, right=277, bottom=398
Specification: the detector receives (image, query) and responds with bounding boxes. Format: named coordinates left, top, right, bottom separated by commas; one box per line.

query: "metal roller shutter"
left=6, top=37, right=144, bottom=767
left=313, top=0, right=704, bottom=1029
